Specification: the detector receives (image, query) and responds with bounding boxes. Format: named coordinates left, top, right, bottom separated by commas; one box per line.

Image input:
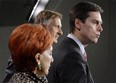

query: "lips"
left=96, top=34, right=100, bottom=38
left=55, top=35, right=59, bottom=39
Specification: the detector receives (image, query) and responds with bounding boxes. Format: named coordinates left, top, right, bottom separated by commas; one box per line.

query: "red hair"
left=9, top=23, right=53, bottom=71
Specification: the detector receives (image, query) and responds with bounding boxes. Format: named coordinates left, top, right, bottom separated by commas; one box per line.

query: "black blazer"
left=3, top=57, right=14, bottom=83
left=48, top=37, right=94, bottom=83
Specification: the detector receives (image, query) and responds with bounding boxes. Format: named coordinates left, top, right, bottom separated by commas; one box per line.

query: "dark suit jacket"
left=3, top=57, right=14, bottom=83
left=48, top=37, right=94, bottom=83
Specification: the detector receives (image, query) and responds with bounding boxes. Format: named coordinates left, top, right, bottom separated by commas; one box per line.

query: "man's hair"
left=69, top=1, right=103, bottom=33
left=34, top=10, right=62, bottom=26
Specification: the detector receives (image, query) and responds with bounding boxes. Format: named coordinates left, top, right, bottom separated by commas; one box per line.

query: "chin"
left=91, top=38, right=98, bottom=43
left=45, top=71, right=49, bottom=75
left=93, top=40, right=98, bottom=43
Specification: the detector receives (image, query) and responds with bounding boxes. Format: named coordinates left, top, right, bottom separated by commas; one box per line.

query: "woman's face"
left=40, top=46, right=54, bottom=75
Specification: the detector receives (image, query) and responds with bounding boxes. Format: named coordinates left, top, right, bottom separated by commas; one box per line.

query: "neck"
left=71, top=31, right=89, bottom=46
left=32, top=67, right=44, bottom=78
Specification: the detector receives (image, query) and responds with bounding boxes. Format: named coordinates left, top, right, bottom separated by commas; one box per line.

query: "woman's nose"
left=51, top=56, right=54, bottom=63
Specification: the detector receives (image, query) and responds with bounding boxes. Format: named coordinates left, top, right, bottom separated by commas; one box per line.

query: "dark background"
left=0, top=0, right=116, bottom=83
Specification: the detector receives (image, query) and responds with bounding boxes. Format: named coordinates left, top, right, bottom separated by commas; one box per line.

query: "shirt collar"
left=67, top=34, right=85, bottom=54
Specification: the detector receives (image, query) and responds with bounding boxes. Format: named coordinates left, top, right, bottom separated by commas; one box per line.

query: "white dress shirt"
left=67, top=34, right=85, bottom=55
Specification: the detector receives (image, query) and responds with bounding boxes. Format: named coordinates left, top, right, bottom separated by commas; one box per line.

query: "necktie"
left=84, top=51, right=87, bottom=61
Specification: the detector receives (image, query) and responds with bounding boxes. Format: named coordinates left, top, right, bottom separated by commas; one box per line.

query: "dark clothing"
left=9, top=71, right=48, bottom=83
left=48, top=37, right=94, bottom=83
left=3, top=57, right=48, bottom=83
left=3, top=57, right=14, bottom=83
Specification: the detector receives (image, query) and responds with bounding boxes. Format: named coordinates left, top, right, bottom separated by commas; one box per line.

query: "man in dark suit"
left=48, top=1, right=103, bottom=83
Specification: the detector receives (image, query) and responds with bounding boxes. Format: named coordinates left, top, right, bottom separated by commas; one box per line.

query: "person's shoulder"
left=9, top=72, right=33, bottom=82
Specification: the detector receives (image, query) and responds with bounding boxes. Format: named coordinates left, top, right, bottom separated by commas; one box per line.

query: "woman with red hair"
left=9, top=23, right=54, bottom=83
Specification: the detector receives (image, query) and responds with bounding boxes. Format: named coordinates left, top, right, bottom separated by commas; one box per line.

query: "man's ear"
left=75, top=18, right=81, bottom=30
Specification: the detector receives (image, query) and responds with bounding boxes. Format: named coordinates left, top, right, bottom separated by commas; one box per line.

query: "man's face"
left=47, top=17, right=63, bottom=43
left=78, top=12, right=103, bottom=44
